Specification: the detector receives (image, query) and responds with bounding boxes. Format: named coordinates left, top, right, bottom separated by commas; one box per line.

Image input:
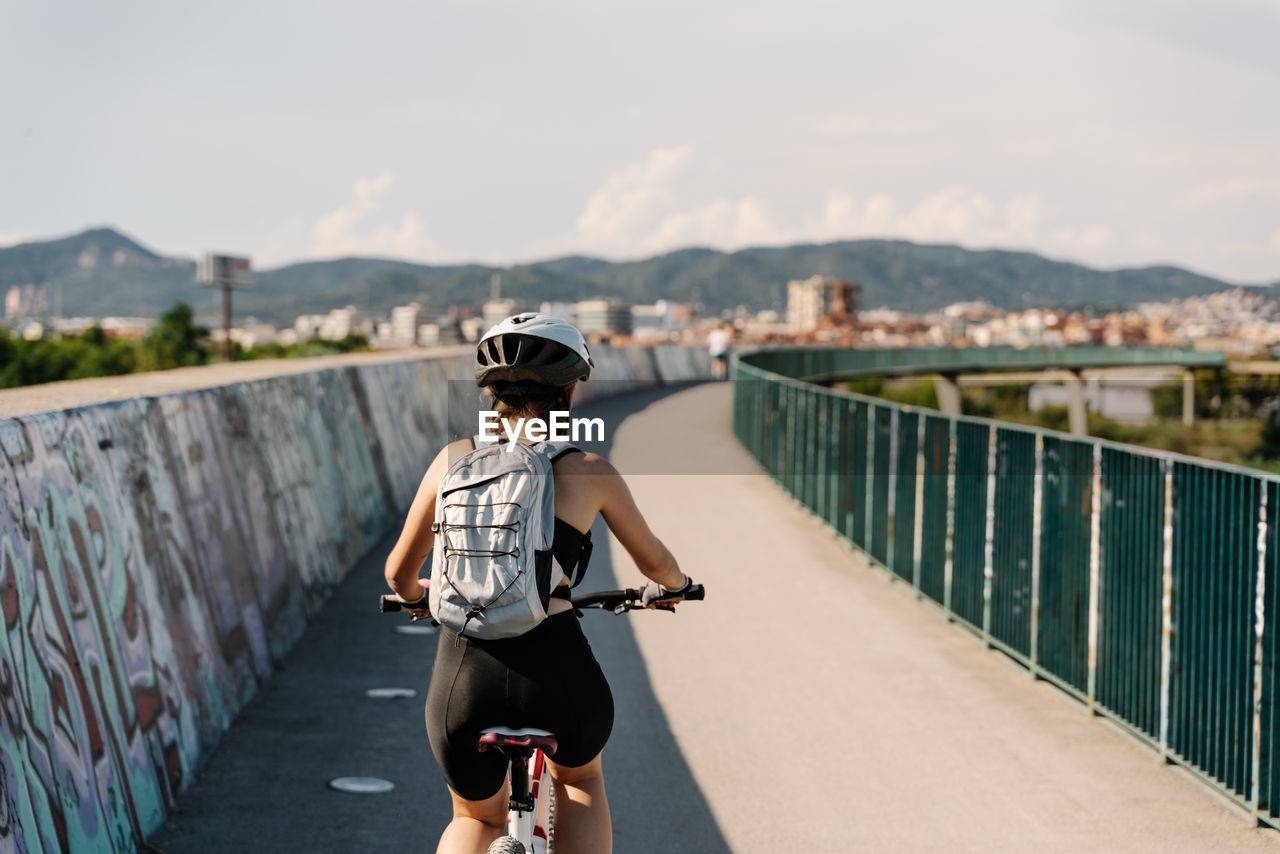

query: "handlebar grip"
left=682, top=584, right=705, bottom=601
left=380, top=595, right=404, bottom=613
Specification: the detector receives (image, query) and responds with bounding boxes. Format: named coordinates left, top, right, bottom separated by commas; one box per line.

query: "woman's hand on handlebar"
left=396, top=578, right=431, bottom=616
left=640, top=576, right=693, bottom=610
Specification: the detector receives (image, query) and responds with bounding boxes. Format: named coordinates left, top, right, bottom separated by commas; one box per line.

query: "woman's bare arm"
left=383, top=440, right=469, bottom=601
left=593, top=458, right=687, bottom=590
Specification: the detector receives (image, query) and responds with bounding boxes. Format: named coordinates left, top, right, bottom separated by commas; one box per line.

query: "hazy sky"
left=3, top=0, right=1278, bottom=282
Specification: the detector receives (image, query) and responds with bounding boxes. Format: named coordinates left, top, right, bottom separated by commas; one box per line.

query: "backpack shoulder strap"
left=537, top=440, right=580, bottom=462
left=537, top=440, right=590, bottom=587
left=471, top=435, right=580, bottom=462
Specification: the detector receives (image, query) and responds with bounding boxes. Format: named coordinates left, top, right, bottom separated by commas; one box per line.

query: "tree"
left=139, top=303, right=208, bottom=371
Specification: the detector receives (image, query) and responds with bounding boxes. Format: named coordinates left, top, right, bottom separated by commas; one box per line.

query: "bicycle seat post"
left=506, top=752, right=535, bottom=814
left=476, top=727, right=559, bottom=817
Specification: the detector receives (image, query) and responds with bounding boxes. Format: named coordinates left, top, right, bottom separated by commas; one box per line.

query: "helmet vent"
left=474, top=313, right=593, bottom=388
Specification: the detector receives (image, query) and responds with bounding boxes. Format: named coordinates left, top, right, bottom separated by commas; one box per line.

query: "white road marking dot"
left=395, top=624, right=438, bottom=635
left=366, top=687, right=417, bottom=699
left=328, top=777, right=395, bottom=794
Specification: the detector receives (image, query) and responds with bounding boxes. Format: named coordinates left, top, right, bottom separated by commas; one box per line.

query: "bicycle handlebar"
left=379, top=595, right=417, bottom=614
left=379, top=584, right=704, bottom=616
left=571, top=584, right=705, bottom=612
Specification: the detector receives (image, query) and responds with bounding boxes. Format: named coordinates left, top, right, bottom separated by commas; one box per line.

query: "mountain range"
left=0, top=227, right=1264, bottom=326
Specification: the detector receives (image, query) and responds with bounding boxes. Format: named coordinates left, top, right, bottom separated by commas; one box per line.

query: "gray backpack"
left=428, top=438, right=582, bottom=639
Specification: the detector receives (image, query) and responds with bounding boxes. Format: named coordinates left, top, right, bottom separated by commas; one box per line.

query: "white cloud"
left=310, top=173, right=442, bottom=261
left=817, top=193, right=898, bottom=236
left=641, top=197, right=788, bottom=255
left=811, top=187, right=1045, bottom=248
left=572, top=145, right=695, bottom=252
left=559, top=146, right=795, bottom=257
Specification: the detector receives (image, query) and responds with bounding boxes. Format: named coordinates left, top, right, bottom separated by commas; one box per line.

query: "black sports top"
left=550, top=517, right=592, bottom=598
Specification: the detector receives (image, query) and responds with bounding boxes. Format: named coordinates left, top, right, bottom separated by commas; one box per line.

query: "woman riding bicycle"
left=385, top=313, right=691, bottom=854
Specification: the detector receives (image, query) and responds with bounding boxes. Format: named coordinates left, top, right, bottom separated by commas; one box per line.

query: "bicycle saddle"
left=477, top=727, right=559, bottom=756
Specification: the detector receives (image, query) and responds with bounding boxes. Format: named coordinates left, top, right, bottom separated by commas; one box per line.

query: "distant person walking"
left=708, top=323, right=732, bottom=381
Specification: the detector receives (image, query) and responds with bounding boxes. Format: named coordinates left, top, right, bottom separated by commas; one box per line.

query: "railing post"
left=811, top=390, right=822, bottom=511
left=844, top=399, right=856, bottom=540
left=865, top=403, right=876, bottom=552
left=1030, top=433, right=1044, bottom=679
left=813, top=392, right=825, bottom=515
left=791, top=385, right=802, bottom=495
left=1159, top=459, right=1174, bottom=761
left=887, top=408, right=900, bottom=572
left=778, top=384, right=788, bottom=483
left=1251, top=483, right=1269, bottom=821
left=913, top=414, right=926, bottom=598
left=771, top=381, right=782, bottom=479
left=983, top=424, right=997, bottom=645
left=826, top=397, right=839, bottom=527
left=1087, top=443, right=1103, bottom=715
left=944, top=418, right=958, bottom=619
left=799, top=385, right=809, bottom=498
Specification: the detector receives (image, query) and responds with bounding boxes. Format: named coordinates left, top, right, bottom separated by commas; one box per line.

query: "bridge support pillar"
left=934, top=372, right=962, bottom=417
left=1064, top=369, right=1088, bottom=437
left=1182, top=370, right=1195, bottom=427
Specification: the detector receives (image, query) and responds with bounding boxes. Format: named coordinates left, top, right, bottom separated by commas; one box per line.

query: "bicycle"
left=380, top=583, right=705, bottom=854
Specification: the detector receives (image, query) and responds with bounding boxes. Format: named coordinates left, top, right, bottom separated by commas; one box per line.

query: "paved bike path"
left=613, top=382, right=1278, bottom=852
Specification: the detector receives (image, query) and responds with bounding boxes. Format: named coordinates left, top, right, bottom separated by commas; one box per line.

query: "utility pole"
left=197, top=253, right=252, bottom=360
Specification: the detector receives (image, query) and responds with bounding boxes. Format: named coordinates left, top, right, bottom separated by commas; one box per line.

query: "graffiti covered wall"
left=0, top=346, right=710, bottom=853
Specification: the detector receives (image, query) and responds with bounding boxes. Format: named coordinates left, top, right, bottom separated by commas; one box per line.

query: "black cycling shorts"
left=425, top=611, right=614, bottom=801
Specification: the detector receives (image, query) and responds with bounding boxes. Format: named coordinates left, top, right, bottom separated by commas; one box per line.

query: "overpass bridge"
left=772, top=344, right=1226, bottom=435
left=3, top=346, right=1278, bottom=852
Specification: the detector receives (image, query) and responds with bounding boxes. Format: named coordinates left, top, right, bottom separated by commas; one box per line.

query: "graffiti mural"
left=0, top=346, right=710, bottom=852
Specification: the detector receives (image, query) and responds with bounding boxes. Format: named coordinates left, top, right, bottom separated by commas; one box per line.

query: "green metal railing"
left=732, top=347, right=1280, bottom=827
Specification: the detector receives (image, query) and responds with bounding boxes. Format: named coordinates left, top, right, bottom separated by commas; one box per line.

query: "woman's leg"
left=436, top=782, right=509, bottom=854
left=546, top=753, right=610, bottom=854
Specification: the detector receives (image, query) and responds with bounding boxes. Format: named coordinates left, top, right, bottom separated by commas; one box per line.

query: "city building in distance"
left=389, top=302, right=426, bottom=347
left=787, top=275, right=861, bottom=334
left=575, top=298, right=633, bottom=338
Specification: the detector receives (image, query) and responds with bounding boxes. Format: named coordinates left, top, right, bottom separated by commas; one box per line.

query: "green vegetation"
left=847, top=377, right=940, bottom=409
left=138, top=303, right=210, bottom=371
left=0, top=325, right=138, bottom=387
left=0, top=302, right=370, bottom=390
left=0, top=227, right=1240, bottom=325
left=243, top=333, right=371, bottom=360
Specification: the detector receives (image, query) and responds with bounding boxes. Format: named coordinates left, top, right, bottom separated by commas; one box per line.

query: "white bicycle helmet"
left=475, top=313, right=593, bottom=388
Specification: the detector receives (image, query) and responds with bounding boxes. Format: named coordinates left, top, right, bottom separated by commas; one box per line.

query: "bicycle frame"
left=506, top=747, right=553, bottom=853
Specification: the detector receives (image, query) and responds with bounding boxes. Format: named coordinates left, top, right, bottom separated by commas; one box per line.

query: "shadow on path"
left=148, top=383, right=731, bottom=854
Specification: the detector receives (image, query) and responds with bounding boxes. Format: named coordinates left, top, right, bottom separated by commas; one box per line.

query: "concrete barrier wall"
left=0, top=346, right=710, bottom=853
